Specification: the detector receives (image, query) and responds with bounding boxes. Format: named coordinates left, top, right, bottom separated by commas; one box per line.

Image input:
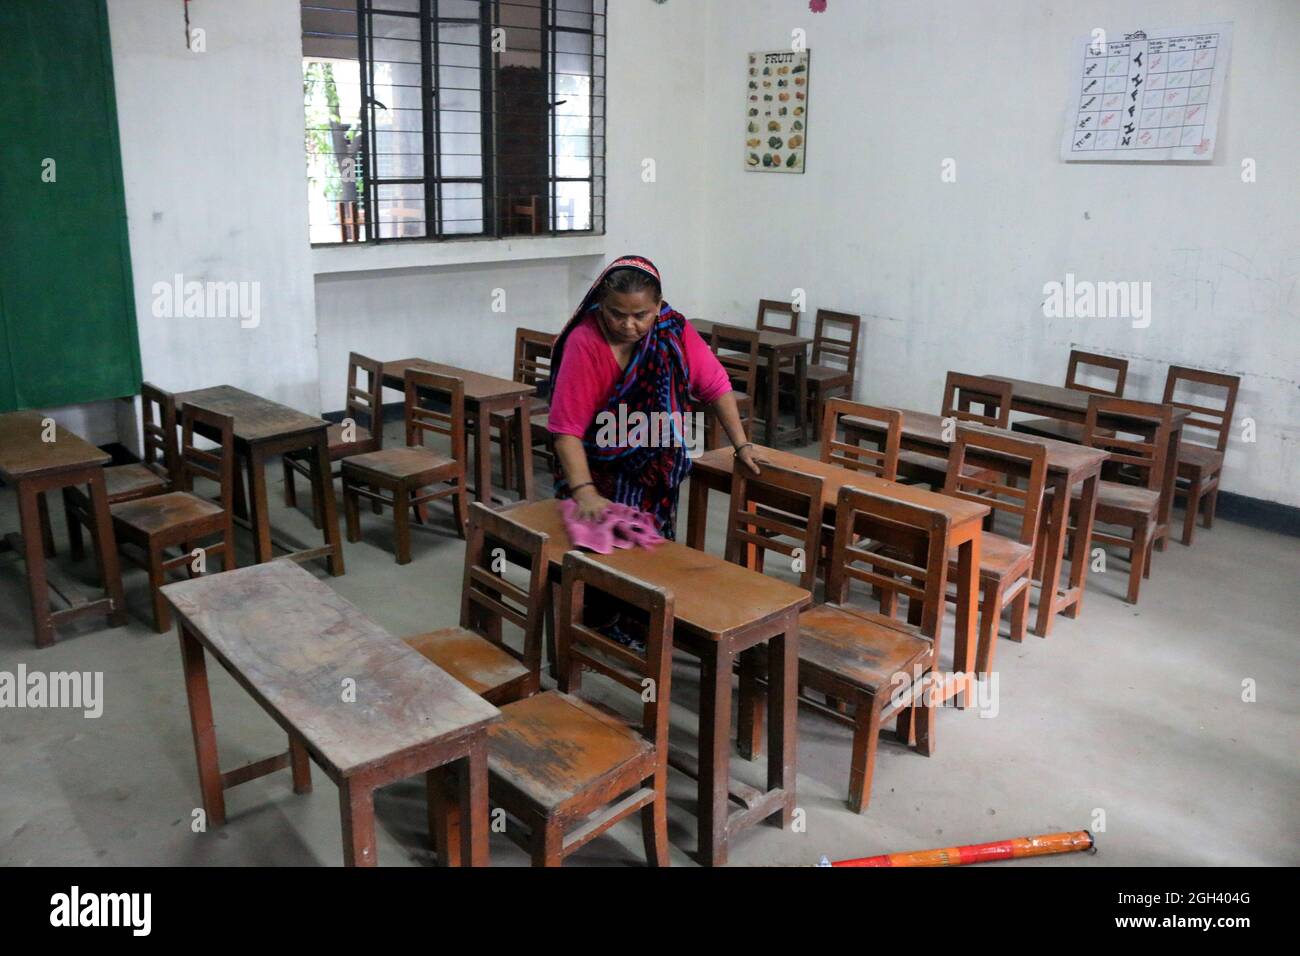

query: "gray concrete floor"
left=2, top=433, right=1297, bottom=867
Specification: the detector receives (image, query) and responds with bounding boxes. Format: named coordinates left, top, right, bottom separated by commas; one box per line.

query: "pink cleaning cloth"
left=561, top=499, right=664, bottom=554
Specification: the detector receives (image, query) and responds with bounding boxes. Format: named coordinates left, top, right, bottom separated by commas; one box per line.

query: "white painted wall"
left=107, top=0, right=320, bottom=419
left=696, top=0, right=1300, bottom=506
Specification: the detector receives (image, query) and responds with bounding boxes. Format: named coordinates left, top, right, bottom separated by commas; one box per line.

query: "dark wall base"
left=1212, top=491, right=1300, bottom=539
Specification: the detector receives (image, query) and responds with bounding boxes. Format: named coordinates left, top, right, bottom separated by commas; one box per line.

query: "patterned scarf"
left=550, top=256, right=694, bottom=539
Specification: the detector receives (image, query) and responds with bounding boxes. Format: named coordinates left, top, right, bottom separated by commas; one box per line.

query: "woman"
left=548, top=255, right=759, bottom=541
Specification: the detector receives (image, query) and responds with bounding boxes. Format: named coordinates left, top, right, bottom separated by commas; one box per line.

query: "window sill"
left=311, top=233, right=607, bottom=276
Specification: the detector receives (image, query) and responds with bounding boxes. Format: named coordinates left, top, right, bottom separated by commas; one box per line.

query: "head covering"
left=549, top=255, right=695, bottom=539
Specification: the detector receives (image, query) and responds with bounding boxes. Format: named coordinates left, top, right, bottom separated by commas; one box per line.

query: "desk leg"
left=340, top=779, right=377, bottom=866
left=685, top=478, right=709, bottom=551
left=86, top=469, right=128, bottom=627
left=458, top=738, right=490, bottom=867
left=764, top=350, right=779, bottom=447
left=767, top=620, right=798, bottom=826
left=473, top=401, right=492, bottom=504
left=311, top=435, right=345, bottom=576
left=179, top=625, right=226, bottom=826
left=1034, top=476, right=1071, bottom=639
left=427, top=765, right=461, bottom=867
left=513, top=398, right=534, bottom=503
left=16, top=480, right=54, bottom=648
left=289, top=734, right=313, bottom=794
left=952, top=535, right=981, bottom=709
left=1065, top=473, right=1099, bottom=620
left=1156, top=424, right=1182, bottom=553
left=697, top=643, right=734, bottom=867
left=795, top=352, right=808, bottom=445
left=246, top=448, right=274, bottom=564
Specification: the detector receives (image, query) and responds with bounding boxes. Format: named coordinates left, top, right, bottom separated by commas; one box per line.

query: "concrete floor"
left=2, top=435, right=1297, bottom=867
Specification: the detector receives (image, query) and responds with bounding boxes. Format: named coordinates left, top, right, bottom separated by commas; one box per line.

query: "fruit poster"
left=745, top=50, right=809, bottom=173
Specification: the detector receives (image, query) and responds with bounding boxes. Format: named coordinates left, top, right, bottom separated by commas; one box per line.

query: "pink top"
left=548, top=315, right=733, bottom=438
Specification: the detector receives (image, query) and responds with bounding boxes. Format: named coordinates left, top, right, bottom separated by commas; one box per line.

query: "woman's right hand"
left=573, top=484, right=612, bottom=522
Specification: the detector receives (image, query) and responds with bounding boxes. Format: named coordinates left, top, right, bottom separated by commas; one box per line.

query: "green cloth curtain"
left=0, top=0, right=143, bottom=412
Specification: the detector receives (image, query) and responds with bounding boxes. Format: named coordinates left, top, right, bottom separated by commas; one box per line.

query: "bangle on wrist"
left=732, top=442, right=754, bottom=458
left=569, top=481, right=595, bottom=495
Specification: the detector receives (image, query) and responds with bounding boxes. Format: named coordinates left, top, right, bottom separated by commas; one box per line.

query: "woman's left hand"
left=736, top=444, right=762, bottom=476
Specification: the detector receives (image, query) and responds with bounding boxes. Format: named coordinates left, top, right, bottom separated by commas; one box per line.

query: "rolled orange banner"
left=831, top=829, right=1095, bottom=867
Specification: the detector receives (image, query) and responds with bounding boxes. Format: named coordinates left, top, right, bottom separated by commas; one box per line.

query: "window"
left=302, top=0, right=605, bottom=245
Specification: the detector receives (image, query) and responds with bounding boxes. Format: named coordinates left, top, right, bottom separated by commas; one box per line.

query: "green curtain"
left=0, top=0, right=142, bottom=412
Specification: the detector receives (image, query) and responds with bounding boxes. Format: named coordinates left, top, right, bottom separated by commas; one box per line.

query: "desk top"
left=989, top=376, right=1190, bottom=426
left=845, top=408, right=1108, bottom=477
left=382, top=359, right=535, bottom=403
left=691, top=319, right=811, bottom=351
left=692, top=445, right=990, bottom=528
left=174, top=385, right=326, bottom=444
left=503, top=498, right=810, bottom=641
left=0, top=412, right=110, bottom=482
left=160, top=562, right=500, bottom=779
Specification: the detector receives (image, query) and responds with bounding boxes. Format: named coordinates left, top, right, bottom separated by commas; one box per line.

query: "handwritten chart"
left=1061, top=23, right=1232, bottom=162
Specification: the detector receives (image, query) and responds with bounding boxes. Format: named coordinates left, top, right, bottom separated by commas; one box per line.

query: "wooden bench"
left=160, top=561, right=500, bottom=866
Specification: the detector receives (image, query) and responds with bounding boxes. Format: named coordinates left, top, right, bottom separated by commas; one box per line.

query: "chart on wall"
left=1061, top=23, right=1232, bottom=162
left=745, top=50, right=809, bottom=173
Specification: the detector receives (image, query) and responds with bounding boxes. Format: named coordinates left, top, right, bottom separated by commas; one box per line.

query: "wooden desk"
left=843, top=409, right=1108, bottom=638
left=160, top=561, right=500, bottom=866
left=382, top=360, right=535, bottom=506
left=687, top=445, right=989, bottom=707
left=693, top=320, right=811, bottom=448
left=0, top=412, right=126, bottom=647
left=989, top=376, right=1187, bottom=551
left=502, top=498, right=810, bottom=867
left=174, top=386, right=344, bottom=576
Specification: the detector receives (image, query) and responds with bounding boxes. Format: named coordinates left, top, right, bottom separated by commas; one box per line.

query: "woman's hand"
left=735, top=443, right=762, bottom=476
left=573, top=484, right=613, bottom=522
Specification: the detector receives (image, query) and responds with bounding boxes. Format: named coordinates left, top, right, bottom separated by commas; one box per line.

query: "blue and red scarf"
left=550, top=255, right=694, bottom=540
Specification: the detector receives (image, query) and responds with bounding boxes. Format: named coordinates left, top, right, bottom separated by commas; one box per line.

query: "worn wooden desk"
left=382, top=359, right=535, bottom=506
left=160, top=561, right=500, bottom=866
left=692, top=320, right=811, bottom=448
left=687, top=445, right=989, bottom=706
left=174, top=386, right=344, bottom=575
left=0, top=412, right=127, bottom=647
left=842, top=409, right=1108, bottom=638
left=503, top=498, right=809, bottom=867
left=988, top=376, right=1187, bottom=552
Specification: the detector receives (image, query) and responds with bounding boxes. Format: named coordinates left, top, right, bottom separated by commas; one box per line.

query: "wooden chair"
left=404, top=502, right=548, bottom=705
left=497, top=328, right=557, bottom=488
left=283, top=352, right=384, bottom=527
left=110, top=403, right=237, bottom=632
left=731, top=479, right=944, bottom=813
left=756, top=298, right=798, bottom=334
left=1162, top=366, right=1239, bottom=546
left=821, top=399, right=901, bottom=480
left=486, top=552, right=675, bottom=866
left=781, top=310, right=860, bottom=440
left=341, top=369, right=469, bottom=564
left=705, top=323, right=760, bottom=450
left=897, top=373, right=1014, bottom=486
left=1068, top=395, right=1172, bottom=605
left=941, top=428, right=1047, bottom=676
left=1014, top=349, right=1129, bottom=444
left=64, top=382, right=178, bottom=561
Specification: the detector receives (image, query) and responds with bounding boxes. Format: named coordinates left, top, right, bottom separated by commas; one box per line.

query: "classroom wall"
left=106, top=0, right=321, bottom=417
left=696, top=0, right=1300, bottom=507
left=312, top=0, right=711, bottom=405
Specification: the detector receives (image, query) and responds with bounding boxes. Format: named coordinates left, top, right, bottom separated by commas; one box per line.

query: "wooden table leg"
left=37, top=491, right=56, bottom=557
left=16, top=480, right=55, bottom=648
left=767, top=619, right=798, bottom=826
left=697, top=643, right=734, bottom=867
left=427, top=765, right=461, bottom=867
left=952, top=533, right=981, bottom=708
left=178, top=624, right=226, bottom=826
left=685, top=477, right=709, bottom=551
left=794, top=351, right=809, bottom=446
left=339, top=778, right=378, bottom=866
left=1155, top=423, right=1182, bottom=553
left=472, top=399, right=492, bottom=504
left=764, top=349, right=780, bottom=447
left=457, top=737, right=490, bottom=867
left=85, top=469, right=128, bottom=627
left=311, top=434, right=346, bottom=576
left=1033, top=476, right=1071, bottom=638
left=246, top=447, right=274, bottom=564
left=289, top=734, right=313, bottom=794
left=512, top=398, right=534, bottom=503
left=1064, top=472, right=1099, bottom=620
